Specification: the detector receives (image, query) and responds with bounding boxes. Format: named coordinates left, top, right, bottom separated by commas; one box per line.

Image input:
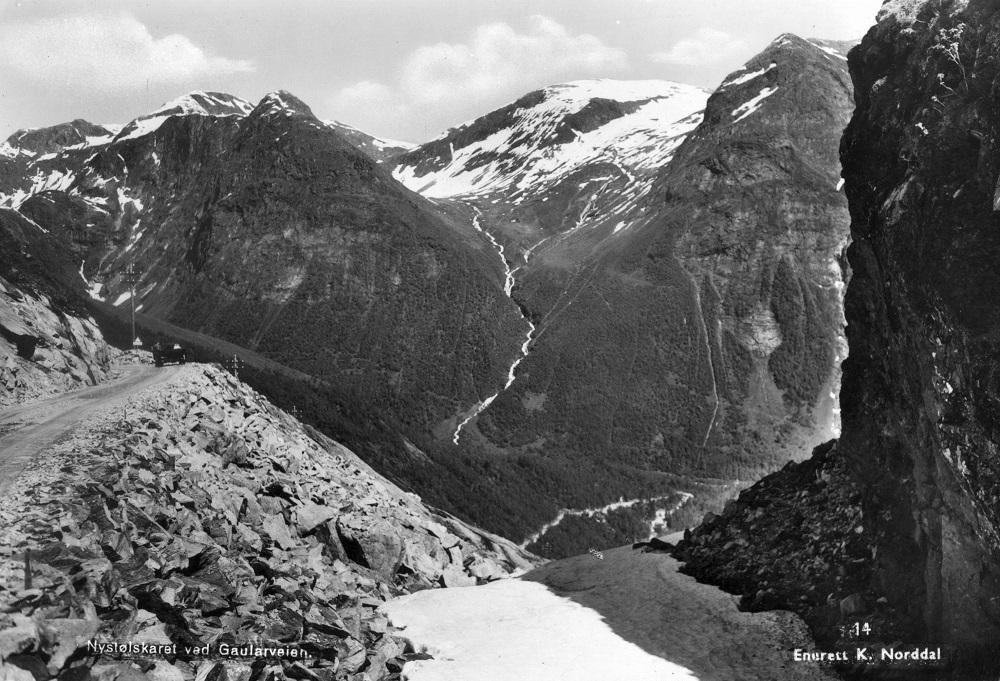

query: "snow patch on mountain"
left=327, top=120, right=415, bottom=152
left=0, top=165, right=82, bottom=209
left=146, top=91, right=254, bottom=119
left=720, top=62, right=777, bottom=88
left=115, top=116, right=171, bottom=143
left=731, top=86, right=780, bottom=124
left=114, top=91, right=255, bottom=143
left=811, top=43, right=849, bottom=61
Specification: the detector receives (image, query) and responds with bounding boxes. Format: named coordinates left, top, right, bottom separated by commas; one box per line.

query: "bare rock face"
left=0, top=209, right=115, bottom=407
left=0, top=279, right=114, bottom=407
left=0, top=365, right=537, bottom=681
left=839, top=0, right=1000, bottom=668
left=677, top=2, right=1000, bottom=676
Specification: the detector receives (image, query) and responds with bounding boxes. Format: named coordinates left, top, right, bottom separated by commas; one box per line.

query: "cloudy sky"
left=0, top=0, right=883, bottom=143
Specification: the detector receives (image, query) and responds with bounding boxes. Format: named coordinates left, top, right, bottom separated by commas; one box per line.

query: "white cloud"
left=400, top=15, right=628, bottom=104
left=0, top=13, right=254, bottom=92
left=649, top=28, right=749, bottom=66
left=329, top=15, right=628, bottom=137
left=333, top=80, right=396, bottom=115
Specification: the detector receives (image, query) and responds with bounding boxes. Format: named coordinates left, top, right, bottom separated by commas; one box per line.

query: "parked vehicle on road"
left=152, top=342, right=187, bottom=367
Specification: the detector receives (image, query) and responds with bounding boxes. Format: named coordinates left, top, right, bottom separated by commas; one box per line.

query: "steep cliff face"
left=678, top=2, right=1000, bottom=674
left=0, top=208, right=114, bottom=407
left=840, top=0, right=1000, bottom=665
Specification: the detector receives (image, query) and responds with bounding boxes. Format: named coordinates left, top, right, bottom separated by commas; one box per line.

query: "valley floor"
left=383, top=545, right=840, bottom=681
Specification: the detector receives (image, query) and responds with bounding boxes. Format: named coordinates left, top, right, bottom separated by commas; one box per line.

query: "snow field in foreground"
left=381, top=578, right=699, bottom=681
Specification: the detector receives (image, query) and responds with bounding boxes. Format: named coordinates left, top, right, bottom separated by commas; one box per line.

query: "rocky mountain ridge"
left=324, top=122, right=413, bottom=164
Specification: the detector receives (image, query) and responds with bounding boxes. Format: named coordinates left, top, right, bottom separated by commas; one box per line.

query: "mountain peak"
left=253, top=90, right=317, bottom=120
left=705, top=31, right=853, bottom=132
left=763, top=33, right=854, bottom=62
left=112, top=91, right=254, bottom=143
left=145, top=91, right=255, bottom=119
left=393, top=78, right=708, bottom=199
left=541, top=79, right=707, bottom=107
left=4, top=119, right=113, bottom=155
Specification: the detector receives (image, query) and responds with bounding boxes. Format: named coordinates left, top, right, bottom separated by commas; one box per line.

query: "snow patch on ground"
left=382, top=579, right=698, bottom=681
left=116, top=188, right=144, bottom=213
left=86, top=281, right=105, bottom=302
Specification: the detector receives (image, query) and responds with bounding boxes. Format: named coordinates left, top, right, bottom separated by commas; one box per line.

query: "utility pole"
left=226, top=354, right=244, bottom=380
left=290, top=405, right=301, bottom=420
left=125, top=263, right=139, bottom=347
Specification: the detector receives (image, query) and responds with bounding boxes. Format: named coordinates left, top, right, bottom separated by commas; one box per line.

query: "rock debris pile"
left=673, top=441, right=888, bottom=650
left=0, top=365, right=536, bottom=681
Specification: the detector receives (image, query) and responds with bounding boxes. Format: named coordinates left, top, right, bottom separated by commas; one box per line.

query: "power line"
left=124, top=263, right=139, bottom=347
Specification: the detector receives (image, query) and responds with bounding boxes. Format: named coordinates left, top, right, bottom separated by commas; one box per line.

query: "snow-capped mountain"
left=0, top=33, right=857, bottom=560
left=381, top=34, right=856, bottom=557
left=112, top=90, right=254, bottom=142
left=393, top=79, right=708, bottom=201
left=0, top=91, right=408, bottom=210
left=0, top=89, right=527, bottom=492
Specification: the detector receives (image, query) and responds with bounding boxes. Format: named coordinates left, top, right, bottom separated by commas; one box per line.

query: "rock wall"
left=0, top=276, right=114, bottom=408
left=838, top=0, right=1000, bottom=667
left=675, top=3, right=1000, bottom=675
left=0, top=365, right=537, bottom=681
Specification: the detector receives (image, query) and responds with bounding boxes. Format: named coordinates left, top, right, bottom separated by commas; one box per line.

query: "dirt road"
left=0, top=364, right=182, bottom=495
